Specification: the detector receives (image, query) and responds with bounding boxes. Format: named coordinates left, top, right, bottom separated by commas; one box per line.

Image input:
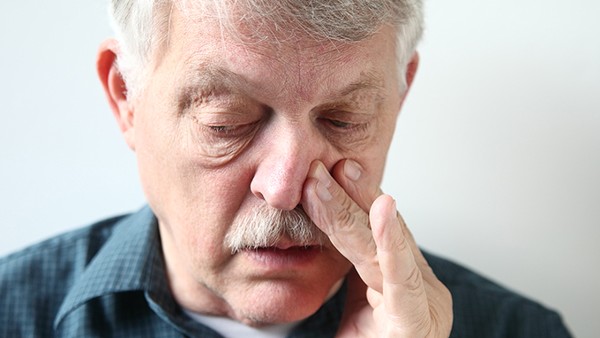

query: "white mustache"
left=225, top=205, right=328, bottom=253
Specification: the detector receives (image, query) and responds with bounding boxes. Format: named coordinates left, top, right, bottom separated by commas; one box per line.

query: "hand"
left=302, top=160, right=453, bottom=337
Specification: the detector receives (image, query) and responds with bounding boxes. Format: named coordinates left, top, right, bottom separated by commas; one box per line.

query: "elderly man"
left=0, top=0, right=571, bottom=337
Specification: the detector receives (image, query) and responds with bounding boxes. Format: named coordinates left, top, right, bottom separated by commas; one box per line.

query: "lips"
left=242, top=244, right=322, bottom=268
left=262, top=238, right=322, bottom=250
left=251, top=245, right=318, bottom=253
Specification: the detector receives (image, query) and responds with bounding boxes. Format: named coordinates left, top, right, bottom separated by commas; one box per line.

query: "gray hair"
left=109, top=0, right=423, bottom=99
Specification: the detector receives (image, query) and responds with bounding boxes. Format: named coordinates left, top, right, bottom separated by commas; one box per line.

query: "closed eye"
left=208, top=125, right=236, bottom=133
left=204, top=122, right=259, bottom=138
left=327, top=119, right=353, bottom=129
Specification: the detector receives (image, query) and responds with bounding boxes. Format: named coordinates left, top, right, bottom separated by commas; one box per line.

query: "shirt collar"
left=54, top=206, right=167, bottom=328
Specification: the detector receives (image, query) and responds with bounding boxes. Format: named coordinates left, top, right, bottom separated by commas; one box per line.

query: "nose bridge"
left=251, top=120, right=319, bottom=210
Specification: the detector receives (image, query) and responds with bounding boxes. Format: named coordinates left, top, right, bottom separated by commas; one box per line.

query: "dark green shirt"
left=0, top=206, right=572, bottom=337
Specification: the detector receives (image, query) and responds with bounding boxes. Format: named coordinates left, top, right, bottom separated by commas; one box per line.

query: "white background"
left=1, top=1, right=598, bottom=337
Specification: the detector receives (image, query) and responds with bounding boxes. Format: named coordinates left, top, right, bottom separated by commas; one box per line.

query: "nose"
left=250, top=123, right=327, bottom=210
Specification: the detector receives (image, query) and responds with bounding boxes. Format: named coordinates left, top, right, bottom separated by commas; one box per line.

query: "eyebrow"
left=186, top=66, right=248, bottom=92
left=337, top=71, right=386, bottom=98
left=176, top=66, right=386, bottom=113
left=176, top=66, right=248, bottom=113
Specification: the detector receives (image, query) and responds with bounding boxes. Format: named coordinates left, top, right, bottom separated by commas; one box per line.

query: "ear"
left=97, top=39, right=136, bottom=151
left=405, top=52, right=419, bottom=90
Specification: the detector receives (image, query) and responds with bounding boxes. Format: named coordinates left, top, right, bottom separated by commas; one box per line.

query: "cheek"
left=133, top=112, right=256, bottom=247
left=169, top=165, right=254, bottom=233
left=173, top=172, right=257, bottom=269
left=345, top=116, right=397, bottom=176
left=159, top=169, right=257, bottom=268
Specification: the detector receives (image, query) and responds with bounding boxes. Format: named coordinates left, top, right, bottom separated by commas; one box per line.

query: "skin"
left=98, top=5, right=452, bottom=337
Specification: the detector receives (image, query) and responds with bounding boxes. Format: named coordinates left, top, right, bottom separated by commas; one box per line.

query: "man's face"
left=128, top=7, right=405, bottom=325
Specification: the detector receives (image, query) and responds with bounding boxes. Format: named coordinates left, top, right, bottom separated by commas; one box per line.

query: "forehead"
left=158, top=5, right=400, bottom=104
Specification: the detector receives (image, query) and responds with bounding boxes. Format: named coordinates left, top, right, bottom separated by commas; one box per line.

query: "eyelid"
left=328, top=119, right=352, bottom=127
left=190, top=114, right=261, bottom=140
left=188, top=92, right=271, bottom=127
left=179, top=87, right=259, bottom=118
left=190, top=108, right=259, bottom=123
left=318, top=108, right=374, bottom=124
left=325, top=118, right=356, bottom=129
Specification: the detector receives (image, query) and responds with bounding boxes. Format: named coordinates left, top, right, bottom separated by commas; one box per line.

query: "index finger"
left=302, top=160, right=383, bottom=291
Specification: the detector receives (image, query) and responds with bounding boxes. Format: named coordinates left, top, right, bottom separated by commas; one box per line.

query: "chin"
left=229, top=278, right=342, bottom=326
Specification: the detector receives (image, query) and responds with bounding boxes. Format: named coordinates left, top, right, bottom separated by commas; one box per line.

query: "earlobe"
left=97, top=39, right=136, bottom=151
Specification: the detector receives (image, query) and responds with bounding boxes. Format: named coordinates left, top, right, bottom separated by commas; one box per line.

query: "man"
left=0, top=0, right=571, bottom=337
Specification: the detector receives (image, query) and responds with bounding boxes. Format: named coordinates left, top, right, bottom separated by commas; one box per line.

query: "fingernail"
left=344, top=160, right=362, bottom=181
left=313, top=163, right=333, bottom=201
left=315, top=181, right=333, bottom=201
left=314, top=163, right=332, bottom=188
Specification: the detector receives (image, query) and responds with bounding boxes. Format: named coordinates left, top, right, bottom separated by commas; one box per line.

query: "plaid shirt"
left=0, top=206, right=571, bottom=337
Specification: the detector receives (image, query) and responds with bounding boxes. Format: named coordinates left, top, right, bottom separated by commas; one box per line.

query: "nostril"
left=254, top=191, right=265, bottom=200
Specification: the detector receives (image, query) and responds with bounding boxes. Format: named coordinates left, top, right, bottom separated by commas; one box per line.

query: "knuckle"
left=332, top=194, right=367, bottom=231
left=339, top=189, right=360, bottom=214
left=394, top=230, right=411, bottom=254
left=404, top=265, right=424, bottom=292
left=427, top=305, right=453, bottom=338
left=333, top=204, right=356, bottom=229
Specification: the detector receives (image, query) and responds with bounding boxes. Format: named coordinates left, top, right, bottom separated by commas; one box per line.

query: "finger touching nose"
left=250, top=129, right=330, bottom=210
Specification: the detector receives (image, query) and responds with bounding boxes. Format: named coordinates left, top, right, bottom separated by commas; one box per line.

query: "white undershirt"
left=184, top=310, right=302, bottom=338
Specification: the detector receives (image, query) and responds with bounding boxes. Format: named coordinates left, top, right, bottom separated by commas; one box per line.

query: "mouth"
left=250, top=245, right=320, bottom=253
left=241, top=244, right=322, bottom=269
